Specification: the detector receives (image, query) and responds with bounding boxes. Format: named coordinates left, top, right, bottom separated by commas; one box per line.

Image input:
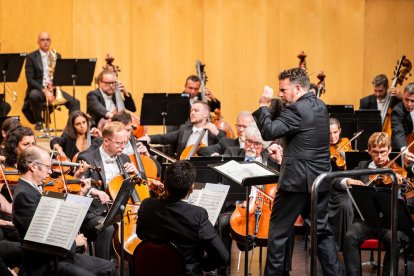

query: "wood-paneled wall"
left=1, top=0, right=414, bottom=134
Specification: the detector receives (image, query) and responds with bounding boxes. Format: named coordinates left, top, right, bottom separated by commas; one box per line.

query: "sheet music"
left=214, top=160, right=274, bottom=184
left=191, top=183, right=230, bottom=225
left=188, top=189, right=201, bottom=205
left=24, top=194, right=93, bottom=251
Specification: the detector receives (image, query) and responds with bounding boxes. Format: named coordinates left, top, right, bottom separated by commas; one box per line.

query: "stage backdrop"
left=1, top=0, right=414, bottom=135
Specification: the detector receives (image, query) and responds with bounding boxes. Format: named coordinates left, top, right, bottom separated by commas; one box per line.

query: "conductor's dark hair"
left=184, top=75, right=201, bottom=86
left=164, top=160, right=196, bottom=201
left=278, top=68, right=310, bottom=90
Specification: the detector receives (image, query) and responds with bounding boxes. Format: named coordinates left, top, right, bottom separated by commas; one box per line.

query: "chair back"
left=132, top=239, right=185, bottom=276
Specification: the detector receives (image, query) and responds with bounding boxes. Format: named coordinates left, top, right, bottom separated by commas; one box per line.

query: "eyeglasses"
left=235, top=124, right=248, bottom=129
left=101, top=81, right=116, bottom=85
left=107, top=138, right=128, bottom=147
left=370, top=150, right=389, bottom=157
left=33, top=161, right=52, bottom=171
left=245, top=139, right=262, bottom=148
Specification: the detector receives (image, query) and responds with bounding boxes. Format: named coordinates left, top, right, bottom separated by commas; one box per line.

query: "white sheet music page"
left=214, top=160, right=274, bottom=184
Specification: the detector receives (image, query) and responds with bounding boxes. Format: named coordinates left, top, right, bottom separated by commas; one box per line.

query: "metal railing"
left=310, top=168, right=398, bottom=276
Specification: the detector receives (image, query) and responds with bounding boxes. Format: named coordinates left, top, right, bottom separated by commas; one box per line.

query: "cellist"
left=391, top=82, right=414, bottom=150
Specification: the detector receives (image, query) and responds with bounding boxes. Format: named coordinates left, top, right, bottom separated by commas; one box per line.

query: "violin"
left=229, top=184, right=277, bottom=247
left=381, top=56, right=412, bottom=137
left=43, top=175, right=102, bottom=194
left=330, top=138, right=351, bottom=170
left=0, top=166, right=19, bottom=200
left=367, top=162, right=407, bottom=187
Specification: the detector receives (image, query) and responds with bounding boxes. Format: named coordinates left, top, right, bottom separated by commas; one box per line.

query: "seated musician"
left=141, top=101, right=226, bottom=159
left=336, top=132, right=411, bottom=275
left=0, top=117, right=22, bottom=163
left=136, top=160, right=229, bottom=276
left=22, top=32, right=80, bottom=130
left=12, top=145, right=117, bottom=275
left=50, top=110, right=101, bottom=161
left=328, top=118, right=353, bottom=251
left=77, top=121, right=139, bottom=261
left=197, top=111, right=254, bottom=156
left=3, top=127, right=36, bottom=169
left=391, top=82, right=414, bottom=150
left=359, top=74, right=402, bottom=116
left=86, top=69, right=136, bottom=127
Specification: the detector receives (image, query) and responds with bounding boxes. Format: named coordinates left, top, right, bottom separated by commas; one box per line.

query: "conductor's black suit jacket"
left=391, top=102, right=413, bottom=150
left=253, top=92, right=331, bottom=192
left=137, top=198, right=229, bottom=276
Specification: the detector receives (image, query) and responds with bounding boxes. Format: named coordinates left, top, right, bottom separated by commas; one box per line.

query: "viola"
left=330, top=138, right=352, bottom=170
left=229, top=184, right=277, bottom=247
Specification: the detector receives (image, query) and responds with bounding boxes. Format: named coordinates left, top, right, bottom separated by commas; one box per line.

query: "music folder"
left=22, top=192, right=93, bottom=257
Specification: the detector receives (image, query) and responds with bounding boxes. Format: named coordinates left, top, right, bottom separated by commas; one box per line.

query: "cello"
left=381, top=56, right=412, bottom=137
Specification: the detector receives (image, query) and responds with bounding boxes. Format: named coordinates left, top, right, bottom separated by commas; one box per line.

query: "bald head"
left=37, top=32, right=51, bottom=52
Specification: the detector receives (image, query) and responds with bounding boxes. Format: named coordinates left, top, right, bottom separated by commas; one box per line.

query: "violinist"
left=141, top=101, right=226, bottom=158
left=338, top=132, right=410, bottom=275
left=391, top=82, right=414, bottom=150
left=12, top=145, right=117, bottom=275
left=77, top=121, right=138, bottom=260
left=0, top=117, right=22, bottom=162
left=50, top=110, right=101, bottom=161
left=137, top=160, right=228, bottom=276
left=329, top=118, right=351, bottom=171
left=359, top=74, right=402, bottom=120
left=3, top=126, right=36, bottom=169
left=86, top=69, right=136, bottom=127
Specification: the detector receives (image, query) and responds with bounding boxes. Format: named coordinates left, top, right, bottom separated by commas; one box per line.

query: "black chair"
left=132, top=239, right=185, bottom=276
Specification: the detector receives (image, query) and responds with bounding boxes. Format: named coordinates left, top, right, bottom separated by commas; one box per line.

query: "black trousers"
left=265, top=190, right=341, bottom=276
left=342, top=220, right=409, bottom=275
left=22, top=88, right=80, bottom=124
left=81, top=215, right=115, bottom=261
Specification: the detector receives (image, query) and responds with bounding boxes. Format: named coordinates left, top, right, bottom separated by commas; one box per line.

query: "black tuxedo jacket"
left=86, top=88, right=137, bottom=126
left=391, top=102, right=413, bottom=150
left=149, top=122, right=226, bottom=158
left=359, top=94, right=401, bottom=110
left=137, top=198, right=228, bottom=276
left=253, top=92, right=331, bottom=192
left=25, top=50, right=62, bottom=101
left=197, top=137, right=240, bottom=156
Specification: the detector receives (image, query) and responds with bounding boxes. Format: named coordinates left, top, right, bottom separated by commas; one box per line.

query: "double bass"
left=381, top=56, right=412, bottom=137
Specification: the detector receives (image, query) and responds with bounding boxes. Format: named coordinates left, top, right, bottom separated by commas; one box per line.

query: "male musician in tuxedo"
left=359, top=74, right=402, bottom=120
left=337, top=132, right=411, bottom=275
left=142, top=101, right=226, bottom=158
left=77, top=121, right=138, bottom=260
left=12, top=145, right=117, bottom=275
left=197, top=111, right=254, bottom=156
left=86, top=70, right=136, bottom=127
left=391, top=82, right=414, bottom=150
left=136, top=160, right=229, bottom=276
left=22, top=32, right=80, bottom=130
left=253, top=67, right=341, bottom=275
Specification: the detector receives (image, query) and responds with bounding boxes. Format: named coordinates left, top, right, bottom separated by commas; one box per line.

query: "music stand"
left=355, top=110, right=382, bottom=150
left=54, top=58, right=97, bottom=99
left=0, top=53, right=26, bottom=116
left=95, top=176, right=137, bottom=276
left=209, top=161, right=278, bottom=276
left=140, top=93, right=190, bottom=133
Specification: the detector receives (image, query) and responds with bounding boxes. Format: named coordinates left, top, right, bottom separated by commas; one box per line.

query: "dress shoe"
left=35, top=122, right=43, bottom=131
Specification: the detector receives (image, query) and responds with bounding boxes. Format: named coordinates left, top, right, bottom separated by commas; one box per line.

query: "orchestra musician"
left=86, top=70, right=136, bottom=127
left=136, top=160, right=229, bottom=276
left=338, top=132, right=411, bottom=275
left=391, top=82, right=414, bottom=150
left=12, top=145, right=117, bottom=275
left=253, top=67, right=341, bottom=275
left=0, top=117, right=22, bottom=163
left=197, top=111, right=254, bottom=156
left=50, top=110, right=101, bottom=161
left=359, top=74, right=402, bottom=120
left=77, top=121, right=138, bottom=261
left=141, top=101, right=226, bottom=159
left=3, top=127, right=36, bottom=169
left=22, top=32, right=80, bottom=131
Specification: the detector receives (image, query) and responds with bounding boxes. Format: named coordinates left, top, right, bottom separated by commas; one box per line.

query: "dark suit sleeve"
left=12, top=191, right=39, bottom=238
left=25, top=54, right=43, bottom=91
left=87, top=91, right=108, bottom=122
left=359, top=98, right=367, bottom=109
left=253, top=105, right=301, bottom=141
left=391, top=104, right=408, bottom=150
left=124, top=95, right=136, bottom=113
left=149, top=130, right=180, bottom=145
left=198, top=208, right=229, bottom=271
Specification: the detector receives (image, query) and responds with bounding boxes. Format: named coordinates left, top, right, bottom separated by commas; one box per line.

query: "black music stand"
left=0, top=53, right=26, bottom=116
left=349, top=185, right=413, bottom=275
left=54, top=58, right=97, bottom=99
left=209, top=161, right=278, bottom=276
left=95, top=176, right=137, bottom=276
left=355, top=110, right=382, bottom=150
left=140, top=93, right=190, bottom=133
